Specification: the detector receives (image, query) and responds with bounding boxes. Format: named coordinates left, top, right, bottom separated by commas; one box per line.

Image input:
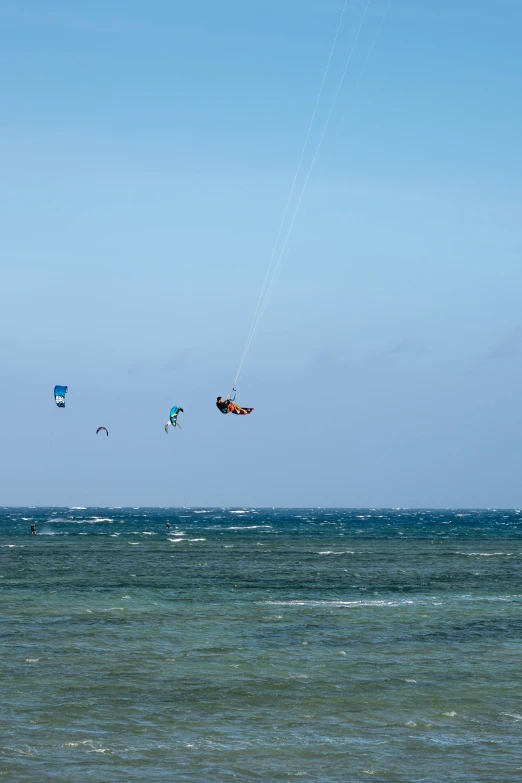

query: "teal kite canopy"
left=165, top=405, right=183, bottom=433
left=54, top=385, right=68, bottom=408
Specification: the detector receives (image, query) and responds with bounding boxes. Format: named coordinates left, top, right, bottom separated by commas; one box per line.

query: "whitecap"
left=265, top=599, right=417, bottom=608
left=168, top=538, right=184, bottom=543
left=456, top=551, right=512, bottom=557
left=63, top=740, right=97, bottom=748
left=87, top=517, right=114, bottom=523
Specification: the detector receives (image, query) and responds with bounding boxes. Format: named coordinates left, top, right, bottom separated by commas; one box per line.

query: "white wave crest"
left=456, top=551, right=513, bottom=556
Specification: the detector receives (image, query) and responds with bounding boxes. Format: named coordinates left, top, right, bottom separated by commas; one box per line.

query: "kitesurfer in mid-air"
left=216, top=396, right=253, bottom=416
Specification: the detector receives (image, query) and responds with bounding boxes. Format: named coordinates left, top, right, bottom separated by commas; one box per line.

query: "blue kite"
left=165, top=406, right=183, bottom=433
left=54, top=385, right=68, bottom=408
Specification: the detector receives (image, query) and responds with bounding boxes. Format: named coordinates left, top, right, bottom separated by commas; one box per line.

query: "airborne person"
left=216, top=396, right=253, bottom=416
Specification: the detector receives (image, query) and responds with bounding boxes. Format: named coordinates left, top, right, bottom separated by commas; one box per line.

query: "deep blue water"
left=1, top=508, right=522, bottom=782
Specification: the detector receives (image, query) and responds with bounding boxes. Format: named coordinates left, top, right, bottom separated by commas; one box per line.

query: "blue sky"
left=1, top=0, right=521, bottom=507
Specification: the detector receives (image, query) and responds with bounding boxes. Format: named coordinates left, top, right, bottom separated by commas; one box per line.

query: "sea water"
left=1, top=508, right=522, bottom=782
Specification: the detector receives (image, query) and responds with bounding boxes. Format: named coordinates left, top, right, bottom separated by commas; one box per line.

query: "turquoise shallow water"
left=1, top=508, right=522, bottom=782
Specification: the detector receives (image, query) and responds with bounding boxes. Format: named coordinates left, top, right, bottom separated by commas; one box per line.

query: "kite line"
left=229, top=0, right=375, bottom=396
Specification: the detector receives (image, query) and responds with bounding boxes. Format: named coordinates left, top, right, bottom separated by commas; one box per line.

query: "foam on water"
left=456, top=551, right=514, bottom=556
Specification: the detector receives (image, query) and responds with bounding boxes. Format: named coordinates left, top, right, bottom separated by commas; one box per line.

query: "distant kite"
left=54, top=385, right=68, bottom=408
left=165, top=406, right=183, bottom=433
left=96, top=426, right=108, bottom=437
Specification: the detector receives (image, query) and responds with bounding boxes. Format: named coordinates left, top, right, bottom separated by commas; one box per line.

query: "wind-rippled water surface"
left=1, top=508, right=522, bottom=782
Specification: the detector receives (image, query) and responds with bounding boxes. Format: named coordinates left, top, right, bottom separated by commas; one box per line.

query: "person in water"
left=30, top=524, right=36, bottom=535
left=216, top=396, right=253, bottom=416
left=166, top=522, right=171, bottom=530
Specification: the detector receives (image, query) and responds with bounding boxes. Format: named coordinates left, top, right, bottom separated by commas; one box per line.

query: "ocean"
left=1, top=507, right=521, bottom=782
